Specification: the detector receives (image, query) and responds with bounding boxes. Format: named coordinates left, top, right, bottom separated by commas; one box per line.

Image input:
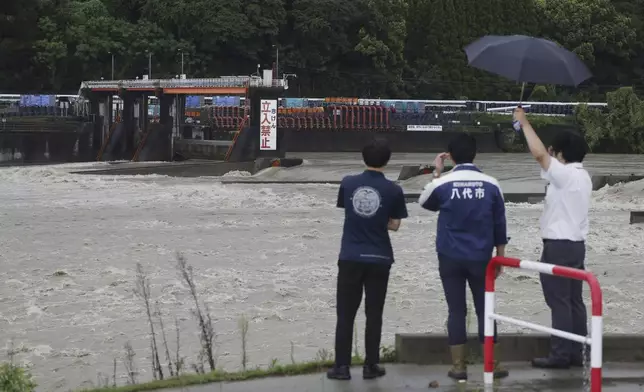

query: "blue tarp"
left=213, top=96, right=241, bottom=106
left=185, top=96, right=201, bottom=108
left=20, top=95, right=56, bottom=107
left=284, top=98, right=305, bottom=108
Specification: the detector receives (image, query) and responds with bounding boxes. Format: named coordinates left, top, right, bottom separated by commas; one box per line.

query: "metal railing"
left=484, top=256, right=603, bottom=392
left=82, top=77, right=287, bottom=90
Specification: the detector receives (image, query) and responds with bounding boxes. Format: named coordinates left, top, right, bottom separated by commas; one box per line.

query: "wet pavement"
left=162, top=363, right=644, bottom=391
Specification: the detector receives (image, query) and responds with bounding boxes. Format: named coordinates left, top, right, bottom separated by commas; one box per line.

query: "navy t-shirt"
left=337, top=170, right=409, bottom=264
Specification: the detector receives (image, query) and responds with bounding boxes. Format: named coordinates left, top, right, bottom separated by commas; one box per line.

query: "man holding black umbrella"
left=514, top=107, right=592, bottom=369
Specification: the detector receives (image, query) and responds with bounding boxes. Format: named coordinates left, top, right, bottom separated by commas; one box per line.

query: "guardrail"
left=483, top=256, right=603, bottom=392
left=82, top=77, right=287, bottom=90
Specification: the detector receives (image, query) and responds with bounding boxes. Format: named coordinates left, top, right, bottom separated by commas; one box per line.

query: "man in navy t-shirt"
left=327, top=139, right=408, bottom=381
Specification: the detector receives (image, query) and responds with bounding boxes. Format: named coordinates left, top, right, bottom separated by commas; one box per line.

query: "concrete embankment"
left=396, top=333, right=644, bottom=364
left=280, top=129, right=504, bottom=153
left=160, top=362, right=644, bottom=391
left=72, top=158, right=303, bottom=177
left=74, top=159, right=644, bottom=208
left=154, top=333, right=644, bottom=391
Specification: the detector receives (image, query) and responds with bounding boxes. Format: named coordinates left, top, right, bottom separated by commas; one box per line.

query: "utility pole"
left=109, top=52, right=114, bottom=80
left=178, top=49, right=184, bottom=75
left=146, top=51, right=152, bottom=79
left=273, top=45, right=279, bottom=79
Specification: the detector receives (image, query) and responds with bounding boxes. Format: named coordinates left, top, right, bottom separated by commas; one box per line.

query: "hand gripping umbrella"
left=464, top=35, right=592, bottom=129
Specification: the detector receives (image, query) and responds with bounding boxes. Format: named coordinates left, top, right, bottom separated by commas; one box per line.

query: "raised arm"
left=514, top=107, right=551, bottom=171
left=515, top=108, right=573, bottom=188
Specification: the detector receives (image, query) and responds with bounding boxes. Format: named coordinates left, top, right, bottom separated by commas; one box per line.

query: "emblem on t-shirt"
left=351, top=186, right=381, bottom=218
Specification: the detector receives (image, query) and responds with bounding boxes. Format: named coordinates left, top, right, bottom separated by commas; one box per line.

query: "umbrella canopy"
left=464, top=35, right=592, bottom=87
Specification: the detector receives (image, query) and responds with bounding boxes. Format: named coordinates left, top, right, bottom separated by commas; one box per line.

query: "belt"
left=543, top=239, right=585, bottom=244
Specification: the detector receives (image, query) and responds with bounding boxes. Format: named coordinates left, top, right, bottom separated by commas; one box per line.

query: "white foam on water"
left=0, top=162, right=642, bottom=391
left=222, top=170, right=252, bottom=177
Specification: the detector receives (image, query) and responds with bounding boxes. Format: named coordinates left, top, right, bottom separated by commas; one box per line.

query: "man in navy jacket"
left=327, top=138, right=408, bottom=381
left=419, top=133, right=508, bottom=381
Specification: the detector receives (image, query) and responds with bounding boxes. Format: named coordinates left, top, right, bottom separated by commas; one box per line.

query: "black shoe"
left=327, top=365, right=351, bottom=380
left=447, top=368, right=468, bottom=381
left=531, top=357, right=570, bottom=369
left=363, top=364, right=386, bottom=380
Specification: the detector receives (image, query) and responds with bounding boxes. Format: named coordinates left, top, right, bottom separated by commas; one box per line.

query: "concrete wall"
left=173, top=139, right=233, bottom=161
left=0, top=130, right=88, bottom=164
left=75, top=161, right=256, bottom=177
left=592, top=174, right=644, bottom=190
left=396, top=333, right=644, bottom=363
left=137, top=123, right=172, bottom=162
left=280, top=129, right=504, bottom=153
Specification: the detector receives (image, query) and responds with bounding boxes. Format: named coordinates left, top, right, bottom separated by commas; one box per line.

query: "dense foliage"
left=2, top=0, right=643, bottom=99
left=576, top=87, right=644, bottom=153
left=0, top=363, right=37, bottom=392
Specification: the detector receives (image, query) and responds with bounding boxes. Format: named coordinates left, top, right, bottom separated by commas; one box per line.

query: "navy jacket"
left=418, top=164, right=507, bottom=262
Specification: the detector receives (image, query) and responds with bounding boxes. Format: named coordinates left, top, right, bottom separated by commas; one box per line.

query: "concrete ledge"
left=398, top=165, right=454, bottom=181
left=73, top=161, right=256, bottom=177
left=396, top=333, right=644, bottom=364
left=175, top=139, right=233, bottom=146
left=631, top=211, right=644, bottom=224
left=591, top=174, right=644, bottom=190
left=398, top=169, right=643, bottom=190
left=404, top=193, right=544, bottom=204
left=221, top=180, right=342, bottom=184
left=254, top=157, right=304, bottom=172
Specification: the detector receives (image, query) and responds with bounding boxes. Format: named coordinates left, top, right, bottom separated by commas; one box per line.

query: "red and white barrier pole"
left=483, top=256, right=603, bottom=391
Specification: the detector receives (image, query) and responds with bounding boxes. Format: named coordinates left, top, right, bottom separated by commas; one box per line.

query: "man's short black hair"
left=448, top=133, right=477, bottom=164
left=362, top=138, right=391, bottom=168
left=550, top=131, right=587, bottom=163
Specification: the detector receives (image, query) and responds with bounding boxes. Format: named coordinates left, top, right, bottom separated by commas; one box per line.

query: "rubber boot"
left=487, top=344, right=509, bottom=379
left=447, top=344, right=468, bottom=380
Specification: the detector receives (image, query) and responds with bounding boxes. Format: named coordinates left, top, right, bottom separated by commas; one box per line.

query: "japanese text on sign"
left=259, top=99, right=277, bottom=150
left=450, top=182, right=486, bottom=200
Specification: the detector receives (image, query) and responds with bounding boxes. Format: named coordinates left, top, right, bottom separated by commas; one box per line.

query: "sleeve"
left=336, top=182, right=345, bottom=208
left=390, top=186, right=409, bottom=219
left=492, top=186, right=508, bottom=246
left=540, top=157, right=570, bottom=188
left=419, top=180, right=441, bottom=211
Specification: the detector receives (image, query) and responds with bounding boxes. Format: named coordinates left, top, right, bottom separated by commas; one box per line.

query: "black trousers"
left=334, top=260, right=391, bottom=366
left=438, top=255, right=497, bottom=345
left=540, top=239, right=588, bottom=361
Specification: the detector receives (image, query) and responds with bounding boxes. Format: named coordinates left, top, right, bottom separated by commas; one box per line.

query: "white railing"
left=80, top=77, right=287, bottom=90
left=484, top=256, right=603, bottom=392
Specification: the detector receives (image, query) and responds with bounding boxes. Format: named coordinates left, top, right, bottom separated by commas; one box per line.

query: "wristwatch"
left=432, top=171, right=440, bottom=179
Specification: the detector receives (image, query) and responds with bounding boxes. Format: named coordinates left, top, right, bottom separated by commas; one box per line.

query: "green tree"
left=536, top=0, right=638, bottom=97
left=0, top=0, right=42, bottom=91
left=354, top=0, right=408, bottom=97
left=2, top=0, right=644, bottom=99
left=576, top=87, right=644, bottom=152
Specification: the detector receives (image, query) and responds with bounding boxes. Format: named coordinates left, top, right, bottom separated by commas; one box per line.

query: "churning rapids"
left=0, top=153, right=643, bottom=391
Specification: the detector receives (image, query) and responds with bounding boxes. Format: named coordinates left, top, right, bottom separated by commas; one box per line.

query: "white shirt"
left=540, top=159, right=592, bottom=241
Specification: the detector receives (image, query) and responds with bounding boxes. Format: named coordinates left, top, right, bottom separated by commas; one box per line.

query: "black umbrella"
left=464, top=35, right=592, bottom=88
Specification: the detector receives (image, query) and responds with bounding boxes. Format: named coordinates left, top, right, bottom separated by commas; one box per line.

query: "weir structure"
left=79, top=70, right=286, bottom=163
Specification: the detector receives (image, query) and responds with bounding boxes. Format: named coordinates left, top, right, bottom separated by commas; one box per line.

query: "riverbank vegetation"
left=1, top=251, right=395, bottom=391
left=0, top=343, right=37, bottom=392
left=59, top=252, right=394, bottom=391
left=3, top=0, right=644, bottom=101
